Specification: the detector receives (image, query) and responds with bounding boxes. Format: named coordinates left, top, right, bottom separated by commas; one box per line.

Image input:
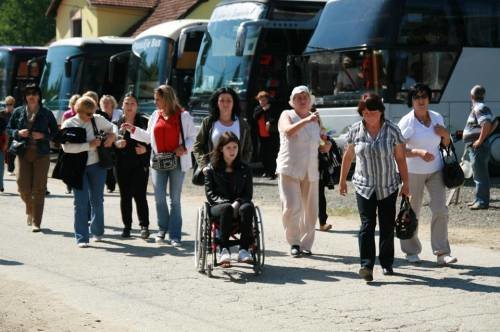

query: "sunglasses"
left=412, top=94, right=428, bottom=100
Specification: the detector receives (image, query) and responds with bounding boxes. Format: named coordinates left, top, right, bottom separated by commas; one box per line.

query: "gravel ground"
left=183, top=170, right=500, bottom=229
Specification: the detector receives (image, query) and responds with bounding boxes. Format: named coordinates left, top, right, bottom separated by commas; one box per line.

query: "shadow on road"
left=0, top=259, right=23, bottom=266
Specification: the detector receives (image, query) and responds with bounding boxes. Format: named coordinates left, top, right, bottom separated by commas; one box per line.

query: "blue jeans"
left=151, top=164, right=185, bottom=241
left=468, top=142, right=490, bottom=207
left=0, top=151, right=4, bottom=189
left=73, top=163, right=106, bottom=244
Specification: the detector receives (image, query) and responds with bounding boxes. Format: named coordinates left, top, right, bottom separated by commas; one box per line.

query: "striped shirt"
left=463, top=102, right=494, bottom=143
left=346, top=119, right=405, bottom=200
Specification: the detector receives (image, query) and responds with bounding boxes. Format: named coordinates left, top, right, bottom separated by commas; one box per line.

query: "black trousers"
left=210, top=202, right=254, bottom=250
left=259, top=136, right=279, bottom=175
left=106, top=168, right=116, bottom=191
left=318, top=179, right=328, bottom=226
left=6, top=150, right=15, bottom=172
left=116, top=165, right=149, bottom=229
left=356, top=190, right=398, bottom=270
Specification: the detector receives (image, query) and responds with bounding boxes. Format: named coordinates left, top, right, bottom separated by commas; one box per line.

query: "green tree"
left=0, top=0, right=55, bottom=46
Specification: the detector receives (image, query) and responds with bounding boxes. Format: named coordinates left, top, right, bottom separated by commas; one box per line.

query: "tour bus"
left=40, top=37, right=132, bottom=123
left=291, top=0, right=500, bottom=168
left=0, top=46, right=47, bottom=107
left=189, top=0, right=326, bottom=124
left=118, top=19, right=207, bottom=115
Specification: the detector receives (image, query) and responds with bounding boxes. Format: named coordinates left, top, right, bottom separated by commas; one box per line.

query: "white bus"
left=293, top=0, right=500, bottom=170
left=40, top=37, right=132, bottom=123
left=118, top=20, right=207, bottom=115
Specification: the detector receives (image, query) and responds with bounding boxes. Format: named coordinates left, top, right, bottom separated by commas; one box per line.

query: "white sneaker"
left=155, top=231, right=166, bottom=243
left=219, top=248, right=231, bottom=263
left=78, top=243, right=89, bottom=248
left=406, top=254, right=421, bottom=263
left=437, top=254, right=457, bottom=266
left=27, top=215, right=33, bottom=226
left=8, top=172, right=15, bottom=176
left=93, top=235, right=103, bottom=242
left=238, top=249, right=253, bottom=263
left=171, top=239, right=182, bottom=247
left=32, top=225, right=41, bottom=233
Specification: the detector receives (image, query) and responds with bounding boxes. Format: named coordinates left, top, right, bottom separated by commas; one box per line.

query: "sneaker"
left=121, top=228, right=131, bottom=238
left=238, top=249, right=253, bottom=263
left=27, top=215, right=33, bottom=226
left=155, top=231, right=166, bottom=243
left=382, top=267, right=394, bottom=275
left=469, top=202, right=488, bottom=210
left=140, top=227, right=150, bottom=239
left=437, top=254, right=457, bottom=266
left=290, top=245, right=300, bottom=257
left=406, top=254, right=421, bottom=263
left=78, top=242, right=89, bottom=248
left=219, top=248, right=231, bottom=263
left=319, top=223, right=332, bottom=231
left=93, top=235, right=103, bottom=242
left=171, top=239, right=182, bottom=247
left=8, top=172, right=15, bottom=176
left=301, top=249, right=312, bottom=256
left=359, top=267, right=373, bottom=282
left=32, top=225, right=41, bottom=233
left=466, top=200, right=477, bottom=207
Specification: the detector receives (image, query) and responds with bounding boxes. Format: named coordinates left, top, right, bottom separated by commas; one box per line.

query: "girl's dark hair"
left=356, top=92, right=385, bottom=118
left=23, top=83, right=43, bottom=106
left=121, top=92, right=138, bottom=104
left=210, top=131, right=241, bottom=169
left=208, top=87, right=241, bottom=122
left=407, top=83, right=432, bottom=108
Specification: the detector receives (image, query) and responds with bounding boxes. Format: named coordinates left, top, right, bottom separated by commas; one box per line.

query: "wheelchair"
left=195, top=202, right=265, bottom=277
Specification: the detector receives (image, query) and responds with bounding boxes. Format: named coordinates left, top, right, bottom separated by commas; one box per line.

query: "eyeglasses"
left=412, top=94, right=428, bottom=100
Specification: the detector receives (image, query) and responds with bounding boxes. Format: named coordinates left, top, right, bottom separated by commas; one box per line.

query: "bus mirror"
left=177, top=24, right=207, bottom=59
left=235, top=25, right=247, bottom=57
left=64, top=60, right=72, bottom=77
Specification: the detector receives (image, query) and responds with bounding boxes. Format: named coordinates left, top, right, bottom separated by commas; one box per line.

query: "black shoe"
left=121, top=228, right=131, bottom=238
left=45, top=190, right=50, bottom=196
left=269, top=174, right=277, bottom=180
left=290, top=245, right=301, bottom=257
left=0, top=187, right=4, bottom=192
left=107, top=188, right=115, bottom=193
left=382, top=267, right=394, bottom=275
left=301, top=249, right=312, bottom=256
left=140, top=227, right=150, bottom=239
left=359, top=267, right=373, bottom=282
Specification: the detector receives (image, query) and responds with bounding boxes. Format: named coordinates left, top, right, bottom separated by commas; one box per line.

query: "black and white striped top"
left=346, top=120, right=405, bottom=200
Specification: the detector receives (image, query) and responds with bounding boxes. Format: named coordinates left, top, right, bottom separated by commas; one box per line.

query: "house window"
left=70, top=9, right=82, bottom=37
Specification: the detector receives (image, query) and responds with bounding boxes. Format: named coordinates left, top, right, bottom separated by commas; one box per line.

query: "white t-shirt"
left=398, top=110, right=444, bottom=174
left=211, top=118, right=240, bottom=148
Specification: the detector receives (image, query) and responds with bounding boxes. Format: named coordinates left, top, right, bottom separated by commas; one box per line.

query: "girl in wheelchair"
left=205, top=131, right=254, bottom=266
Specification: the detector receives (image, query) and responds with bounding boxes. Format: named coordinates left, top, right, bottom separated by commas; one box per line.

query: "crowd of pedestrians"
left=1, top=81, right=495, bottom=282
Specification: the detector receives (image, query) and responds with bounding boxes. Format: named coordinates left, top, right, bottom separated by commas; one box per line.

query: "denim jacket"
left=7, top=105, right=58, bottom=155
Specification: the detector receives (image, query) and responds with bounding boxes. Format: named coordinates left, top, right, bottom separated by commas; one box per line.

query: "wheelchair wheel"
left=194, top=206, right=207, bottom=273
left=252, top=206, right=265, bottom=275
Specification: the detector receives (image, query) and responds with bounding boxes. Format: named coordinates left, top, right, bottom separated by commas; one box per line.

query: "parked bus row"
left=1, top=0, right=499, bottom=170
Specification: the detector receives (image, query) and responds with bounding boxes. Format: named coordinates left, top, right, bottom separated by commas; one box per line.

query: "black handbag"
left=8, top=139, right=28, bottom=156
left=395, top=196, right=418, bottom=240
left=152, top=152, right=178, bottom=171
left=192, top=163, right=205, bottom=186
left=439, top=141, right=465, bottom=189
left=91, top=117, right=115, bottom=170
left=318, top=137, right=342, bottom=189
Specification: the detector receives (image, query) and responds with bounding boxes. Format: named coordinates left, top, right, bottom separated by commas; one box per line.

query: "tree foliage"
left=0, top=0, right=55, bottom=46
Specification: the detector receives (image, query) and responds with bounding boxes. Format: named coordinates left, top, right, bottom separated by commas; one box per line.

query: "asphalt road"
left=0, top=175, right=499, bottom=331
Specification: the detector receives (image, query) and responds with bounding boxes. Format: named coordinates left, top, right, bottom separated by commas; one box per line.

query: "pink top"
left=62, top=108, right=77, bottom=121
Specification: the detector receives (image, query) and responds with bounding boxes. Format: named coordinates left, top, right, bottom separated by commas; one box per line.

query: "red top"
left=257, top=116, right=270, bottom=138
left=154, top=112, right=181, bottom=153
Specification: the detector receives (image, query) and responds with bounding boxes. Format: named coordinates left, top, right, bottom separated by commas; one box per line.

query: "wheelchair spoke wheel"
left=252, top=206, right=265, bottom=274
left=195, top=206, right=207, bottom=273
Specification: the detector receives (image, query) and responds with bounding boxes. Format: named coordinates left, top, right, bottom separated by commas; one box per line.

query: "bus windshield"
left=128, top=36, right=170, bottom=111
left=0, top=50, right=13, bottom=100
left=192, top=2, right=265, bottom=100
left=40, top=46, right=81, bottom=113
left=307, top=49, right=458, bottom=107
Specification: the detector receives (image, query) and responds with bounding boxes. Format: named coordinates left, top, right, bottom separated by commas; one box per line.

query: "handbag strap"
left=178, top=110, right=186, bottom=149
left=90, top=117, right=99, bottom=137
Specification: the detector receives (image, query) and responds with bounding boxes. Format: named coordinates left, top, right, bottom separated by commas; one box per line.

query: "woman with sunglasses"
left=6, top=84, right=58, bottom=231
left=397, top=83, right=457, bottom=266
left=61, top=96, right=116, bottom=247
left=339, top=92, right=409, bottom=281
left=114, top=93, right=151, bottom=239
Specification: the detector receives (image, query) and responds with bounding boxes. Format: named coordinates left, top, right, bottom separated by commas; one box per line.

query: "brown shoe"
left=319, top=224, right=332, bottom=231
